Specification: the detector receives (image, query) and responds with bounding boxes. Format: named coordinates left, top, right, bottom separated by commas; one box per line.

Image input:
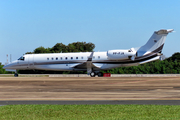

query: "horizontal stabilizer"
left=155, top=29, right=173, bottom=34
left=139, top=56, right=160, bottom=64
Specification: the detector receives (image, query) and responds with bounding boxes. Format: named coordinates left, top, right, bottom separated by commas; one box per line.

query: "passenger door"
left=28, top=55, right=34, bottom=69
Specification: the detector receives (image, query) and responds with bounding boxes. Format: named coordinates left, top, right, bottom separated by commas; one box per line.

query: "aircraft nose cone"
left=3, top=65, right=6, bottom=69
left=3, top=60, right=18, bottom=70
left=3, top=64, right=11, bottom=69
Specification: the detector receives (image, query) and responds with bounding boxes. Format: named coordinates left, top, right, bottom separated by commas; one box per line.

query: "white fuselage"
left=5, top=49, right=140, bottom=71
left=3, top=29, right=173, bottom=75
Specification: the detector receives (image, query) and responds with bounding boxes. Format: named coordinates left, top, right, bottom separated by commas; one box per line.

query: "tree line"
left=1, top=42, right=180, bottom=74
left=0, top=63, right=9, bottom=74
left=26, top=42, right=95, bottom=54
left=103, top=53, right=180, bottom=74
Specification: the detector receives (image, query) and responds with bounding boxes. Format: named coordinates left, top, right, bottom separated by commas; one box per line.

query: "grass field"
left=0, top=105, right=180, bottom=120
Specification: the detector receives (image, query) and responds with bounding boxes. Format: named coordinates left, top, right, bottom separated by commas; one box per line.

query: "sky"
left=0, top=0, right=180, bottom=64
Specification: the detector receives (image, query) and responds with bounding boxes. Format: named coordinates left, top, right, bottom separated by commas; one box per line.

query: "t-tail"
left=135, top=29, right=173, bottom=64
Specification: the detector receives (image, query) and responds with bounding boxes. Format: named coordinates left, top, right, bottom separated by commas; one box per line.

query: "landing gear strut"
left=14, top=70, right=18, bottom=77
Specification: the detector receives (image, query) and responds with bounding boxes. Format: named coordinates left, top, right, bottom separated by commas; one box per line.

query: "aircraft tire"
left=14, top=73, right=18, bottom=77
left=90, top=72, right=96, bottom=77
left=97, top=72, right=103, bottom=77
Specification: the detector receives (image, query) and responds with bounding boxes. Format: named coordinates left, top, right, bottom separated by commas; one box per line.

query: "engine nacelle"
left=107, top=48, right=136, bottom=60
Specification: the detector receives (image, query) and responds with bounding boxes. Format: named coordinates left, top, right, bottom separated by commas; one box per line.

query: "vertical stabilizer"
left=137, top=29, right=173, bottom=57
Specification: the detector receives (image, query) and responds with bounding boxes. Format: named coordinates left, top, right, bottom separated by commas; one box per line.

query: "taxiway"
left=0, top=77, right=180, bottom=105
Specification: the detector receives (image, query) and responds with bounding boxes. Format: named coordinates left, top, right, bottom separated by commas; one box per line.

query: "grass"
left=0, top=74, right=14, bottom=77
left=0, top=105, right=180, bottom=120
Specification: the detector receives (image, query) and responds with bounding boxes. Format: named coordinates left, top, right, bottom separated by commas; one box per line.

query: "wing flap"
left=69, top=63, right=82, bottom=68
left=93, top=63, right=104, bottom=68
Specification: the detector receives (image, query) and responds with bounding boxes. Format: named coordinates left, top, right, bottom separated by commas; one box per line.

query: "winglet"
left=87, top=52, right=94, bottom=74
left=87, top=52, right=94, bottom=61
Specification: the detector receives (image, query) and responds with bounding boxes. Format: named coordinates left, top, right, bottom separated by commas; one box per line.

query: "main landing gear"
left=14, top=70, right=18, bottom=77
left=14, top=73, right=18, bottom=77
left=90, top=72, right=103, bottom=77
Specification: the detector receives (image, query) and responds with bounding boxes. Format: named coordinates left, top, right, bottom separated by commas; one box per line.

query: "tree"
left=51, top=43, right=67, bottom=53
left=0, top=63, right=11, bottom=74
left=26, top=42, right=95, bottom=54
left=34, top=46, right=50, bottom=53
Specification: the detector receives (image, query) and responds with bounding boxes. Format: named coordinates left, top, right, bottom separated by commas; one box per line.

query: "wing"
left=71, top=52, right=103, bottom=74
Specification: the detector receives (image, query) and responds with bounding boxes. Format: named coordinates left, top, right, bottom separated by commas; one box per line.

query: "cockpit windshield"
left=18, top=56, right=25, bottom=61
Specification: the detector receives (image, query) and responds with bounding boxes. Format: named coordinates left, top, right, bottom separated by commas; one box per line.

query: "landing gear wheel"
left=90, top=72, right=96, bottom=77
left=14, top=73, right=18, bottom=77
left=97, top=72, right=103, bottom=77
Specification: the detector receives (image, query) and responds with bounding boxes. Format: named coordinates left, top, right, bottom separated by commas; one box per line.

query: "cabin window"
left=51, top=58, right=54, bottom=60
left=18, top=56, right=25, bottom=61
left=121, top=52, right=124, bottom=55
left=98, top=56, right=100, bottom=59
left=47, top=58, right=49, bottom=60
left=81, top=57, right=83, bottom=59
left=71, top=57, right=73, bottom=60
left=76, top=57, right=78, bottom=59
left=93, top=56, right=95, bottom=59
left=65, top=57, right=68, bottom=60
left=56, top=57, right=58, bottom=60
left=60, top=57, right=63, bottom=60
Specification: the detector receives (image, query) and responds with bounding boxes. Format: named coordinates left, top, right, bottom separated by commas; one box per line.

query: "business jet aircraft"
left=3, top=29, right=173, bottom=77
